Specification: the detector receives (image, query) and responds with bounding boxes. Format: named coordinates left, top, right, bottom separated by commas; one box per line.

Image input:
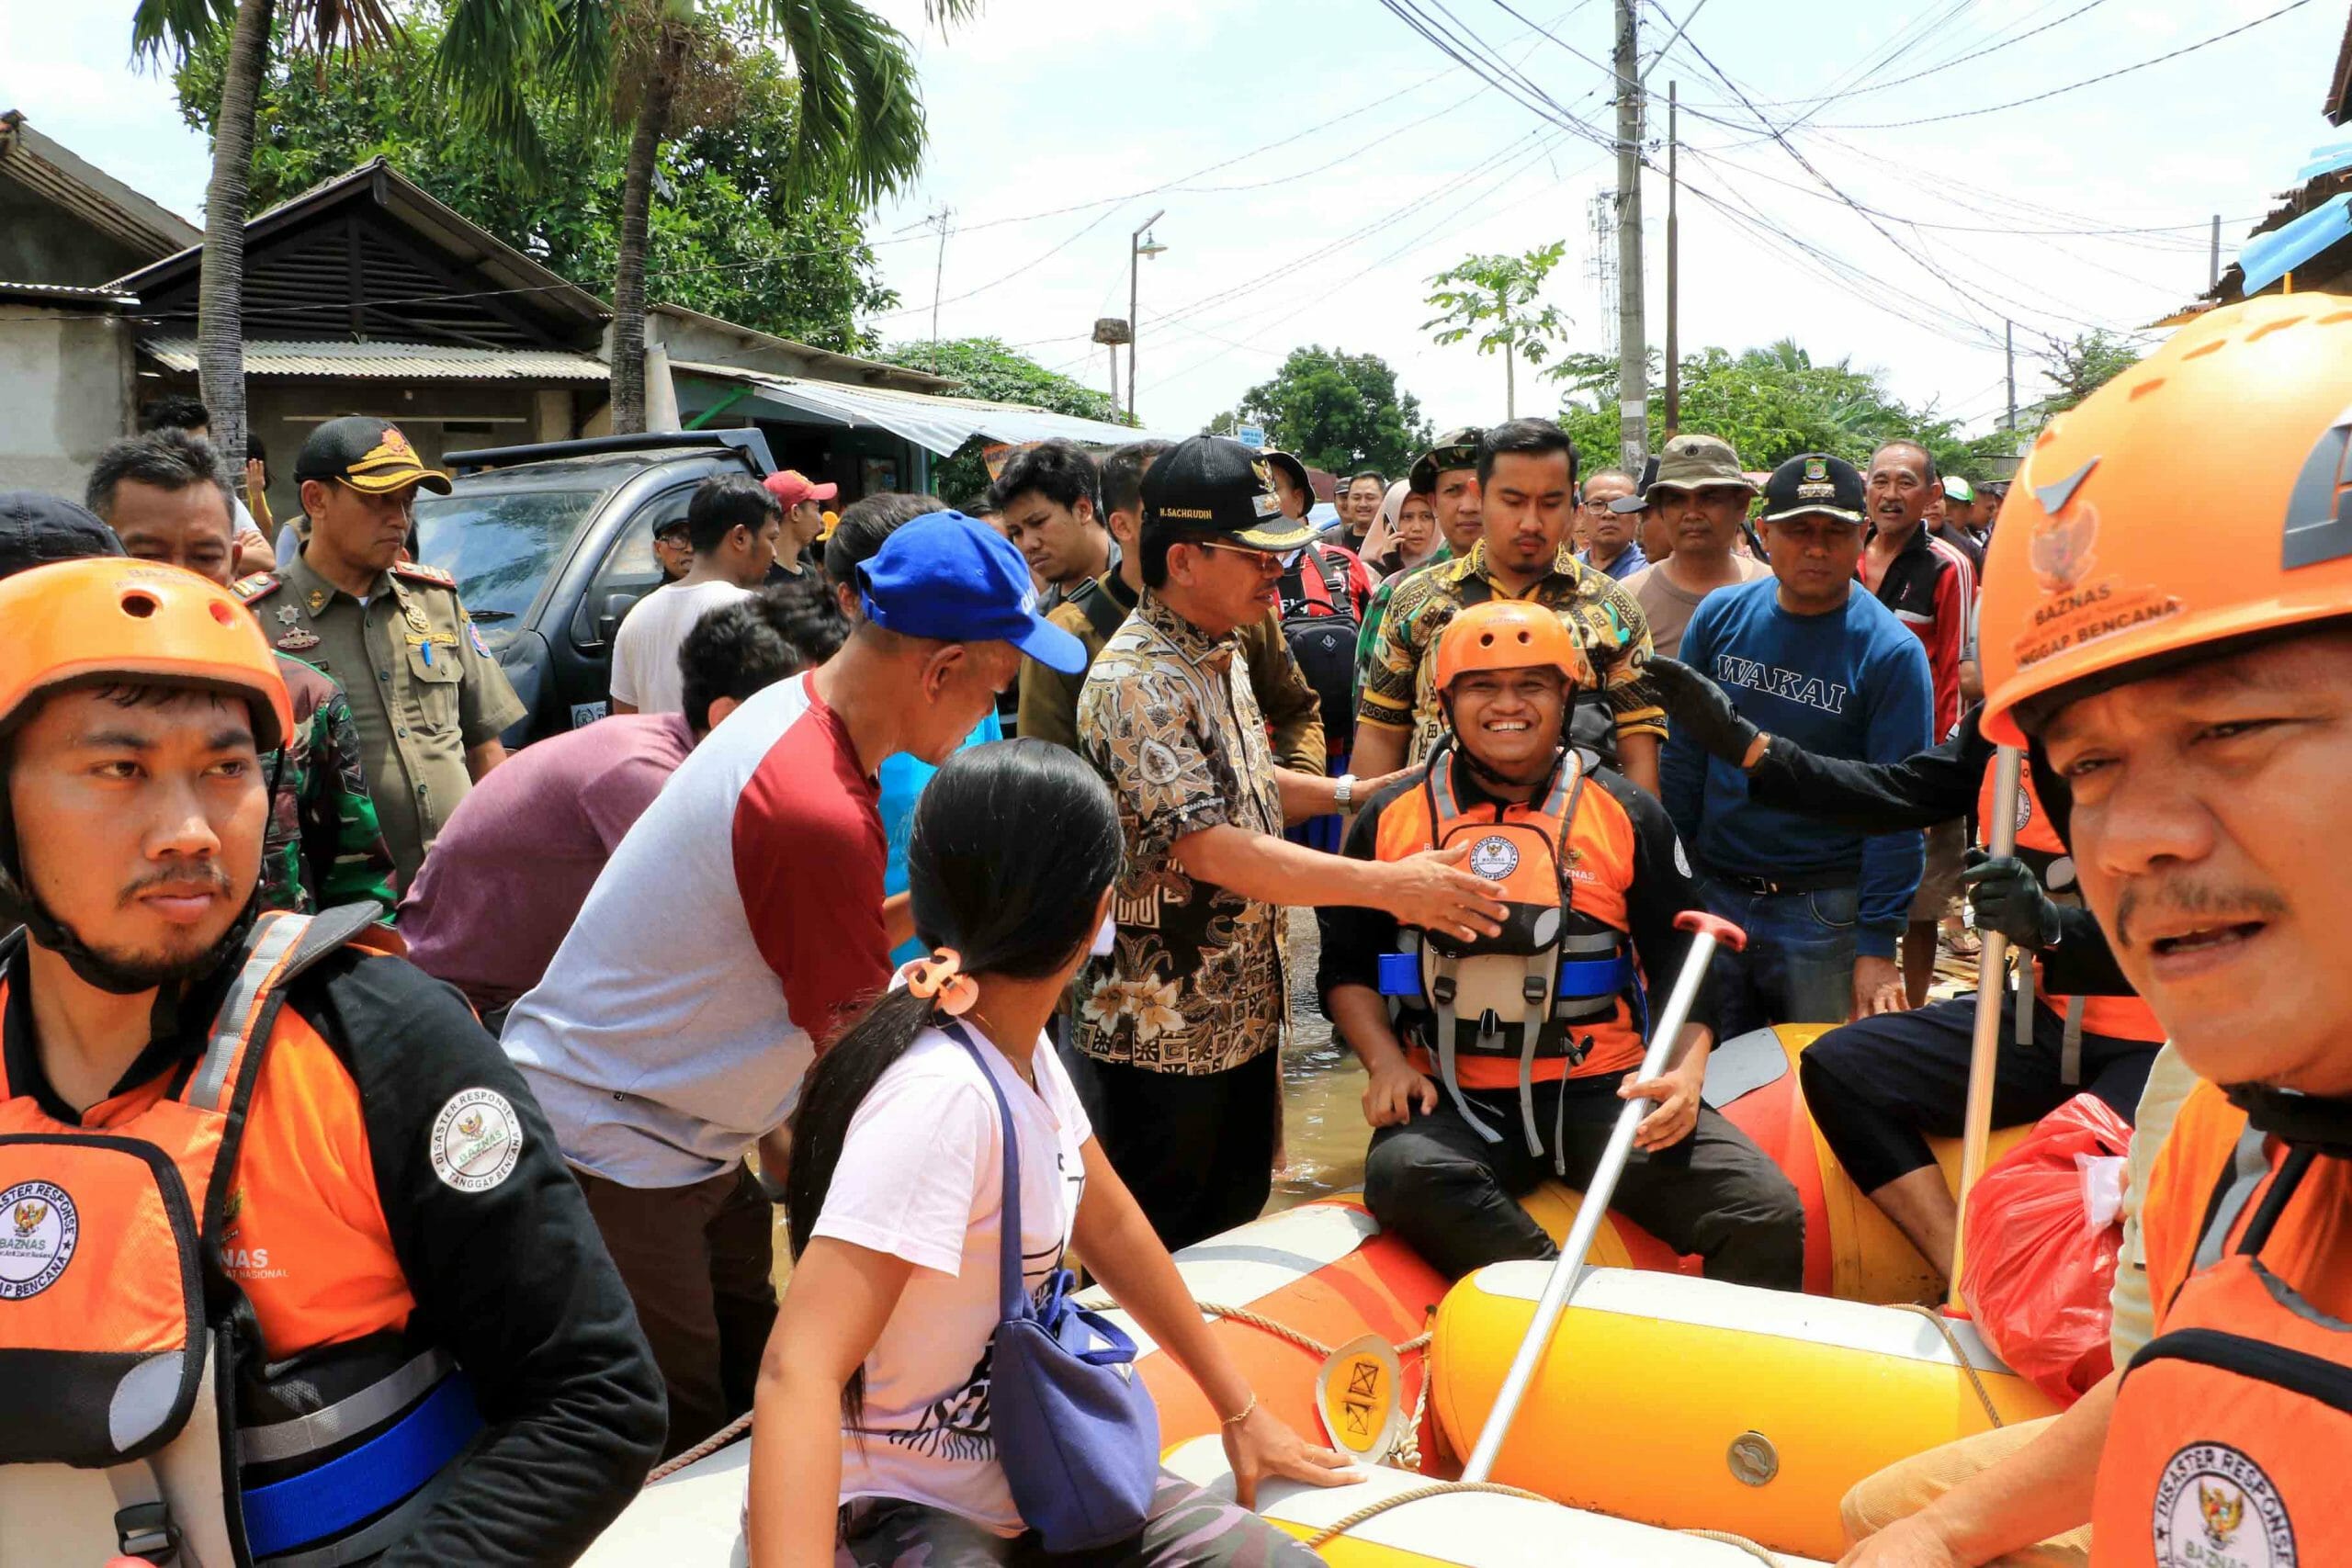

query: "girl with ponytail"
left=748, top=739, right=1353, bottom=1566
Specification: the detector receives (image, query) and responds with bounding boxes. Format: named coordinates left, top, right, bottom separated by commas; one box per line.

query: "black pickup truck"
left=412, top=430, right=776, bottom=746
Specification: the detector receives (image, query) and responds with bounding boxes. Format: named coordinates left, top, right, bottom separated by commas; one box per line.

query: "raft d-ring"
left=1727, top=1429, right=1780, bottom=1487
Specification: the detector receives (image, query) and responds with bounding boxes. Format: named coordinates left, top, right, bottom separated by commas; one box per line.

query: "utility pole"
left=1612, top=0, right=1648, bottom=473
left=928, top=208, right=953, bottom=372
left=2005, top=320, right=2017, bottom=433
left=1129, top=210, right=1168, bottom=421
left=2209, top=213, right=2222, bottom=293
left=1664, top=81, right=1679, bottom=439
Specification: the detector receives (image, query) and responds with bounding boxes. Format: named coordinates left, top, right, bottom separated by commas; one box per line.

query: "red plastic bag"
left=1959, top=1092, right=2133, bottom=1404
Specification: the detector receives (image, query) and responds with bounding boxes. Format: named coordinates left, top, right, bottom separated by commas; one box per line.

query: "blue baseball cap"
left=857, top=510, right=1089, bottom=674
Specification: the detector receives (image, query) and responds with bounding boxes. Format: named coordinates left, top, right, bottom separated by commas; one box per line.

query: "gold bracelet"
left=1220, top=1393, right=1259, bottom=1427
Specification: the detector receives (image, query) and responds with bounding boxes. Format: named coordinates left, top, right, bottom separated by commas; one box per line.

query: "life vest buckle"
left=1430, top=974, right=1457, bottom=1008
left=117, top=1498, right=180, bottom=1564
left=1566, top=1033, right=1593, bottom=1068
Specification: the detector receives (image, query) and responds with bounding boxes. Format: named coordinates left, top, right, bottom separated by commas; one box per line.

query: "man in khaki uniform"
left=235, top=416, right=524, bottom=887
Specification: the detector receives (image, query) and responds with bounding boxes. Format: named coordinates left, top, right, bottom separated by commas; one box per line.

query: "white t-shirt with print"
left=814, top=1022, right=1092, bottom=1536
left=609, top=579, right=752, bottom=714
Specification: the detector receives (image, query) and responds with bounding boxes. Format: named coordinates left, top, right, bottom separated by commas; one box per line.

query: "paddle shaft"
left=1458, top=924, right=1727, bottom=1482
left=1948, top=744, right=2024, bottom=1308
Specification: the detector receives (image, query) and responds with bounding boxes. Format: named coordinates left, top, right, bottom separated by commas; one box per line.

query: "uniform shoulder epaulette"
left=232, top=571, right=282, bottom=604
left=390, top=559, right=457, bottom=590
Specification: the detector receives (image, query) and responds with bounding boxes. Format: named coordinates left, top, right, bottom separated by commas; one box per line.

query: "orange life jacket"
left=1975, top=759, right=2166, bottom=1053
left=2090, top=1126, right=2352, bottom=1565
left=0, top=908, right=481, bottom=1567
left=1373, top=744, right=1643, bottom=1166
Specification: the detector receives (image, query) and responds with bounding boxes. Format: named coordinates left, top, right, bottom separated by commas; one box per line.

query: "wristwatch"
left=1334, top=773, right=1358, bottom=812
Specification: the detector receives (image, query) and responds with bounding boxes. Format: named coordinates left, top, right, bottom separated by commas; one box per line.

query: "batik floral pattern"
left=1073, top=592, right=1290, bottom=1075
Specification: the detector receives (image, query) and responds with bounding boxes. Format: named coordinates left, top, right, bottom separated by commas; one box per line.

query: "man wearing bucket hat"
left=1073, top=437, right=1509, bottom=1249
left=1841, top=294, right=2352, bottom=1566
left=505, top=510, right=1090, bottom=1455
left=1614, top=433, right=1772, bottom=660
left=238, top=415, right=524, bottom=888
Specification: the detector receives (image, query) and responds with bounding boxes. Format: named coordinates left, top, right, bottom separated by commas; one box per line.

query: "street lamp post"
left=1129, top=211, right=1167, bottom=421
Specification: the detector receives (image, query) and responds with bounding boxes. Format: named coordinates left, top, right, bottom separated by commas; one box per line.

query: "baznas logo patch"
left=0, top=1181, right=77, bottom=1298
left=2152, top=1443, right=2293, bottom=1567
left=431, top=1089, right=524, bottom=1193
left=1467, top=835, right=1521, bottom=880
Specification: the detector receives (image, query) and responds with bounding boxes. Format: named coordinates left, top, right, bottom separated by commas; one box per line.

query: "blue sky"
left=5, top=0, right=2340, bottom=446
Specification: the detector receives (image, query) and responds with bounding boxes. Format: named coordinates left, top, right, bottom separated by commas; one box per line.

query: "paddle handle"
left=1950, top=744, right=2025, bottom=1307
left=1459, top=910, right=1744, bottom=1483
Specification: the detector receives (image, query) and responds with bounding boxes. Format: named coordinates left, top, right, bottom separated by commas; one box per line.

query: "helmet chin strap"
left=1441, top=694, right=1568, bottom=797
left=2227, top=1083, right=2352, bottom=1156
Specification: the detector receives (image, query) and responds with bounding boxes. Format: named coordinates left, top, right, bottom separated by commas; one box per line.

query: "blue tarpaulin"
left=2239, top=191, right=2352, bottom=295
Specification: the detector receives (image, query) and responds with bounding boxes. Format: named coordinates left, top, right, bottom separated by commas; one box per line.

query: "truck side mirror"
left=594, top=591, right=639, bottom=646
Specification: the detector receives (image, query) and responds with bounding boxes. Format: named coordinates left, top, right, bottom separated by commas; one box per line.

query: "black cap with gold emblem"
left=1141, top=436, right=1321, bottom=551
left=1759, top=452, right=1867, bottom=525
left=294, top=416, right=453, bottom=496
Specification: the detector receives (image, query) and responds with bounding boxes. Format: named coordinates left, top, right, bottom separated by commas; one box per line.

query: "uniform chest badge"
left=306, top=589, right=330, bottom=615
left=275, top=604, right=300, bottom=626
left=2152, top=1442, right=2292, bottom=1567
left=276, top=628, right=322, bottom=652
left=0, top=1180, right=78, bottom=1299
left=1468, top=835, right=1521, bottom=880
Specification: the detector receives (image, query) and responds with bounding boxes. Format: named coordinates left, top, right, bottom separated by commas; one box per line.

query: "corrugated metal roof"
left=140, top=338, right=609, bottom=380
left=668, top=361, right=1184, bottom=457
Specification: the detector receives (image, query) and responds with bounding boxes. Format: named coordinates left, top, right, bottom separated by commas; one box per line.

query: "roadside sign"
left=1237, top=424, right=1266, bottom=449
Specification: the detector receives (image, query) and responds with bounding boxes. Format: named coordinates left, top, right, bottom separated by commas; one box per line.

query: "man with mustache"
left=1838, top=294, right=2352, bottom=1566
left=0, top=555, right=662, bottom=1562
left=239, top=416, right=525, bottom=888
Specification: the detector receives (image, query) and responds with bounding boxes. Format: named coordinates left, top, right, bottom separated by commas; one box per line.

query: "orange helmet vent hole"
left=209, top=600, right=237, bottom=626
left=2183, top=340, right=2225, bottom=361
left=121, top=593, right=158, bottom=619
left=2129, top=378, right=2165, bottom=400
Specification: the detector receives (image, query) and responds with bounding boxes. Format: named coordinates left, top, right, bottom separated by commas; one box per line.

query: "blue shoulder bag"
left=944, top=1023, right=1161, bottom=1551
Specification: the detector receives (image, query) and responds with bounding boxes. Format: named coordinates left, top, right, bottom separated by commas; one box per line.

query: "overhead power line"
left=1817, top=0, right=2320, bottom=130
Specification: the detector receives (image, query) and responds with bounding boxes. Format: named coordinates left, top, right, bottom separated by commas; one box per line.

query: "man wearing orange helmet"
left=0, top=560, right=662, bottom=1562
left=1839, top=294, right=2352, bottom=1566
left=1318, top=600, right=1803, bottom=1286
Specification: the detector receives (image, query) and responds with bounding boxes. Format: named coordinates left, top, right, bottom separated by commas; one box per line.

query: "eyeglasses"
left=1187, top=538, right=1282, bottom=568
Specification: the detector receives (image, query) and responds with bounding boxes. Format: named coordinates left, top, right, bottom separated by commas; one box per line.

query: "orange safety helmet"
left=1433, top=600, right=1597, bottom=692
left=1979, top=295, right=2352, bottom=746
left=0, top=558, right=292, bottom=753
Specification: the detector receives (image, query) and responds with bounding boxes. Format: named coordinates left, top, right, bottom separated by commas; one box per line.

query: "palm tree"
left=441, top=0, right=977, bottom=434
left=131, top=0, right=401, bottom=463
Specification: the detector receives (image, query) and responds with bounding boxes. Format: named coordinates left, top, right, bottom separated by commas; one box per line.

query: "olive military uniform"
left=238, top=550, right=526, bottom=887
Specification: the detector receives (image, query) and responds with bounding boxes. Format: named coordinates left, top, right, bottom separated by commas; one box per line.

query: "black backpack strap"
left=1068, top=577, right=1127, bottom=644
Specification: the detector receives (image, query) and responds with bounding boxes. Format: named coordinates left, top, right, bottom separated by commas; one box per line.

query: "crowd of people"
left=1, top=288, right=2347, bottom=1568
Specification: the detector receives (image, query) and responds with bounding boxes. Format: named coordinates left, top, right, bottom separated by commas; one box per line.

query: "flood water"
left=1272, top=908, right=1374, bottom=1212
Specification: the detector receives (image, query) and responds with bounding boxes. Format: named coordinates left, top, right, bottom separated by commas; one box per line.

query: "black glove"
left=1958, top=850, right=2062, bottom=950
left=1645, top=656, right=1761, bottom=767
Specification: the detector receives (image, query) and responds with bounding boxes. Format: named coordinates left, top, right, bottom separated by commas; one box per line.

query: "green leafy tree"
left=873, top=336, right=1128, bottom=502
left=1422, top=243, right=1569, bottom=419
left=173, top=9, right=897, bottom=352
left=1555, top=343, right=2013, bottom=484
left=2036, top=330, right=2142, bottom=415
left=1224, top=346, right=1430, bottom=477
left=441, top=0, right=978, bottom=433
left=132, top=0, right=406, bottom=464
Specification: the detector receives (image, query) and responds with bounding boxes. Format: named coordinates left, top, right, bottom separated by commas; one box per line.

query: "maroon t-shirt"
left=399, top=713, right=695, bottom=1013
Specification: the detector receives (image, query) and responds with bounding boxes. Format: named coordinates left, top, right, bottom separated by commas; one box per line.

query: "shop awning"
left=142, top=337, right=610, bottom=380
left=670, top=360, right=1186, bottom=455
